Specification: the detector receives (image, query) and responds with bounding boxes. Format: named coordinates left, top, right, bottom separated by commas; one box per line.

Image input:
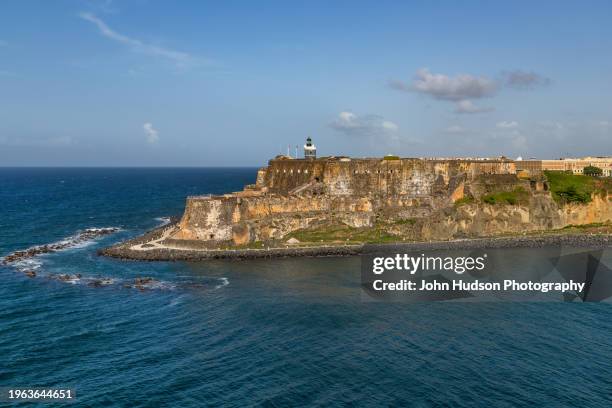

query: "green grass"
left=561, top=221, right=611, bottom=230
left=392, top=218, right=417, bottom=225
left=482, top=187, right=529, bottom=205
left=544, top=171, right=597, bottom=204
left=287, top=223, right=400, bottom=244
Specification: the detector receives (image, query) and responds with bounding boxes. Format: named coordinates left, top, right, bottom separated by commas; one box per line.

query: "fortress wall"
left=173, top=191, right=439, bottom=244
left=174, top=194, right=377, bottom=242
left=174, top=196, right=237, bottom=241
left=261, top=160, right=326, bottom=192
left=173, top=157, right=521, bottom=245
left=259, top=158, right=515, bottom=196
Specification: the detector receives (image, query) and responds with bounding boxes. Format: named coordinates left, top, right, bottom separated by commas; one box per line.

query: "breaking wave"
left=2, top=227, right=121, bottom=273
left=2, top=226, right=229, bottom=293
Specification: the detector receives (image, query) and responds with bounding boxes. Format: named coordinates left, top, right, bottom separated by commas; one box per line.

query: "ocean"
left=1, top=168, right=612, bottom=407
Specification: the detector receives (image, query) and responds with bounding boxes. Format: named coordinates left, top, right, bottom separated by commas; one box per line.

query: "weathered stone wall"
left=259, top=157, right=515, bottom=196
left=171, top=156, right=611, bottom=247
left=421, top=192, right=612, bottom=240
left=559, top=194, right=612, bottom=226
left=172, top=192, right=436, bottom=244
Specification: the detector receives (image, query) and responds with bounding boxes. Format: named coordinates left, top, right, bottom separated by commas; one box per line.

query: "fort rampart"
left=170, top=157, right=523, bottom=246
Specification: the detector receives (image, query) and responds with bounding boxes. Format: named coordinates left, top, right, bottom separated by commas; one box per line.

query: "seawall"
left=100, top=229, right=612, bottom=262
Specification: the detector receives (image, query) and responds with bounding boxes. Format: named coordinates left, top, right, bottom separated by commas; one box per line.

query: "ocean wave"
left=2, top=227, right=121, bottom=273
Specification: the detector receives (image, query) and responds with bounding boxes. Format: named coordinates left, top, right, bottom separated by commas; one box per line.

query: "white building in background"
left=541, top=157, right=612, bottom=177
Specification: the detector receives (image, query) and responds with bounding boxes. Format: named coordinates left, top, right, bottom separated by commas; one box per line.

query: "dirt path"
left=130, top=225, right=178, bottom=251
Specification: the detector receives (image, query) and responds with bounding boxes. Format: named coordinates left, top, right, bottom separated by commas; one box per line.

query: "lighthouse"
left=304, top=137, right=317, bottom=159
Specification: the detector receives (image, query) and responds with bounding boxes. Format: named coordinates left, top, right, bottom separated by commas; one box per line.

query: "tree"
left=583, top=165, right=603, bottom=177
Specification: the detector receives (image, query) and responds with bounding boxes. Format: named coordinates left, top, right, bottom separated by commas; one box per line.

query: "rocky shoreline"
left=99, top=226, right=612, bottom=262
left=3, top=227, right=121, bottom=266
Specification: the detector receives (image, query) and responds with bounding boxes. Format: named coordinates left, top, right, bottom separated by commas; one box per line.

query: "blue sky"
left=1, top=0, right=611, bottom=166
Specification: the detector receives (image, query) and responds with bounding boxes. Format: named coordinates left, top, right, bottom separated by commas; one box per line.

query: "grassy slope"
left=286, top=223, right=401, bottom=244
left=481, top=187, right=529, bottom=205
left=544, top=171, right=612, bottom=204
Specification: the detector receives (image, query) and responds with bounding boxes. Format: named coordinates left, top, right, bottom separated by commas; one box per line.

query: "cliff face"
left=421, top=193, right=612, bottom=241
left=170, top=157, right=611, bottom=246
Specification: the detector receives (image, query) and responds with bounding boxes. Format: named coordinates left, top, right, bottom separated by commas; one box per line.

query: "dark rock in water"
left=24, top=270, right=36, bottom=278
left=132, top=277, right=159, bottom=290
left=89, top=278, right=113, bottom=287
left=55, top=274, right=81, bottom=282
left=2, top=227, right=121, bottom=267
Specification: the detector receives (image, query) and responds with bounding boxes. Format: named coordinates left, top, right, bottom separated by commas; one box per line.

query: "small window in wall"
left=209, top=234, right=215, bottom=239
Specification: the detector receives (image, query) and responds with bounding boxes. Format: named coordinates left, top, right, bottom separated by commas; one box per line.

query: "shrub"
left=584, top=165, right=603, bottom=176
left=544, top=171, right=594, bottom=204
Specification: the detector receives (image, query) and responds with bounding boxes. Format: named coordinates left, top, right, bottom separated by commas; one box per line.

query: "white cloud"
left=79, top=12, right=207, bottom=68
left=454, top=100, right=493, bottom=114
left=382, top=120, right=399, bottom=131
left=496, top=121, right=519, bottom=129
left=391, top=68, right=549, bottom=115
left=390, top=68, right=498, bottom=102
left=330, top=111, right=399, bottom=137
left=143, top=122, right=159, bottom=144
left=502, top=70, right=550, bottom=89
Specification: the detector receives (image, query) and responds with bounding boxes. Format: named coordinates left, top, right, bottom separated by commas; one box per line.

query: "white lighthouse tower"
left=304, top=137, right=316, bottom=159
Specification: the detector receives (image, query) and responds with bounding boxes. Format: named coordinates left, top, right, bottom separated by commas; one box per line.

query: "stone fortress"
left=159, top=137, right=611, bottom=248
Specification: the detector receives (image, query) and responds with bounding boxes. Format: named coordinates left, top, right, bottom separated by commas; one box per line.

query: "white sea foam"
left=2, top=226, right=121, bottom=274
left=155, top=217, right=171, bottom=226
left=215, top=277, right=230, bottom=289
left=11, top=258, right=43, bottom=273
left=2, top=226, right=208, bottom=294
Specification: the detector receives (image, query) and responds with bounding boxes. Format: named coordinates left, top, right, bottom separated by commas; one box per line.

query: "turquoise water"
left=1, top=168, right=612, bottom=407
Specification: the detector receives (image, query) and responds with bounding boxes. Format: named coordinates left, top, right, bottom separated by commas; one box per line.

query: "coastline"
left=98, top=223, right=612, bottom=261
